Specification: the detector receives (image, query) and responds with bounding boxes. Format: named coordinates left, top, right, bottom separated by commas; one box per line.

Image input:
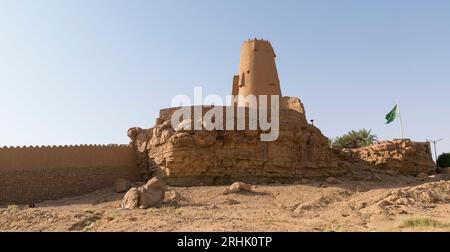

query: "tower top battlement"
left=241, top=39, right=276, bottom=57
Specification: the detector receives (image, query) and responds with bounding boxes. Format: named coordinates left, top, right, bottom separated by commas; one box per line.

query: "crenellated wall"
left=0, top=145, right=139, bottom=204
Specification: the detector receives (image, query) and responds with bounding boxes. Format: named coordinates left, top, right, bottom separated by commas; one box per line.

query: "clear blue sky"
left=1, top=0, right=449, bottom=154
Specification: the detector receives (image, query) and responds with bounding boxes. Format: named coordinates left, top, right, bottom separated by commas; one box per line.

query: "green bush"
left=331, top=129, right=377, bottom=149
left=437, top=153, right=450, bottom=168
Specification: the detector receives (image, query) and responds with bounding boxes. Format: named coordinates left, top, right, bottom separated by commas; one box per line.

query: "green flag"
left=385, top=105, right=399, bottom=124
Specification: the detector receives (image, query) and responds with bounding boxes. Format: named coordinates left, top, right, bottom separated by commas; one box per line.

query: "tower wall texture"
left=233, top=39, right=282, bottom=107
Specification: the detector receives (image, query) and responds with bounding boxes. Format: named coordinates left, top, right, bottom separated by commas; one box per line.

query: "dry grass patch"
left=399, top=218, right=448, bottom=229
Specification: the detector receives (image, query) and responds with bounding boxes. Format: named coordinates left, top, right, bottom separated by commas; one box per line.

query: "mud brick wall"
left=0, top=145, right=139, bottom=204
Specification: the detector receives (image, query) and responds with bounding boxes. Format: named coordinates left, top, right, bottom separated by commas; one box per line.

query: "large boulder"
left=121, top=187, right=140, bottom=209
left=121, top=177, right=168, bottom=209
left=222, top=182, right=255, bottom=195
left=139, top=178, right=167, bottom=208
left=144, top=177, right=167, bottom=191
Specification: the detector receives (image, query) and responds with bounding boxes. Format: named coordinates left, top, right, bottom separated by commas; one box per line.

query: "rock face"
left=326, top=177, right=341, bottom=184
left=339, top=140, right=436, bottom=175
left=128, top=127, right=153, bottom=180
left=121, top=177, right=167, bottom=209
left=438, top=167, right=450, bottom=174
left=129, top=97, right=348, bottom=186
left=128, top=99, right=436, bottom=186
left=128, top=103, right=436, bottom=185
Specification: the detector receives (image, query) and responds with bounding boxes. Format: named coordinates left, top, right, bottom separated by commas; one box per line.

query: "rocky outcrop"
left=128, top=127, right=153, bottom=180
left=339, top=139, right=436, bottom=175
left=128, top=97, right=349, bottom=186
left=378, top=180, right=450, bottom=208
left=128, top=98, right=436, bottom=185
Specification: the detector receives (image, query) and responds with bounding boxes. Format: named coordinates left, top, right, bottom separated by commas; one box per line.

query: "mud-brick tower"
left=232, top=39, right=282, bottom=107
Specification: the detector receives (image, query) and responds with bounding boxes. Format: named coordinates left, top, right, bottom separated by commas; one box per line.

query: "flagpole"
left=396, top=100, right=404, bottom=139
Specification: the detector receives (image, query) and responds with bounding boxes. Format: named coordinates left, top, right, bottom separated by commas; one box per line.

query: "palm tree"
left=332, top=129, right=377, bottom=149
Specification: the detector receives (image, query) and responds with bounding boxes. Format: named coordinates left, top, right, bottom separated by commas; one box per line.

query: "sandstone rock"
left=244, top=130, right=259, bottom=138
left=378, top=181, right=450, bottom=210
left=169, top=132, right=194, bottom=147
left=339, top=140, right=435, bottom=176
left=139, top=187, right=164, bottom=208
left=386, top=170, right=399, bottom=176
left=281, top=96, right=305, bottom=114
left=131, top=107, right=433, bottom=186
left=115, top=178, right=132, bottom=193
left=433, top=174, right=450, bottom=181
left=224, top=198, right=240, bottom=205
left=417, top=172, right=428, bottom=180
left=194, top=132, right=216, bottom=147
left=438, top=167, right=450, bottom=174
left=351, top=171, right=373, bottom=181
left=127, top=127, right=139, bottom=142
left=139, top=178, right=167, bottom=208
left=326, top=177, right=340, bottom=184
left=163, top=190, right=182, bottom=203
left=372, top=173, right=383, bottom=181
left=129, top=99, right=346, bottom=186
left=222, top=182, right=254, bottom=195
left=121, top=187, right=140, bottom=209
left=121, top=177, right=168, bottom=209
left=144, top=177, right=167, bottom=191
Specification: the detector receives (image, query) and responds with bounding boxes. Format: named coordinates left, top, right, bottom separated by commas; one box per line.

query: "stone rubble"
left=338, top=139, right=435, bottom=175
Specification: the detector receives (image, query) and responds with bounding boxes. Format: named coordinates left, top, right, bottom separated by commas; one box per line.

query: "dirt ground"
left=1, top=171, right=450, bottom=232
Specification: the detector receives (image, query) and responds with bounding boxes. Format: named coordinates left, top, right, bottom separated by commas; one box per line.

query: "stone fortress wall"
left=0, top=145, right=139, bottom=204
